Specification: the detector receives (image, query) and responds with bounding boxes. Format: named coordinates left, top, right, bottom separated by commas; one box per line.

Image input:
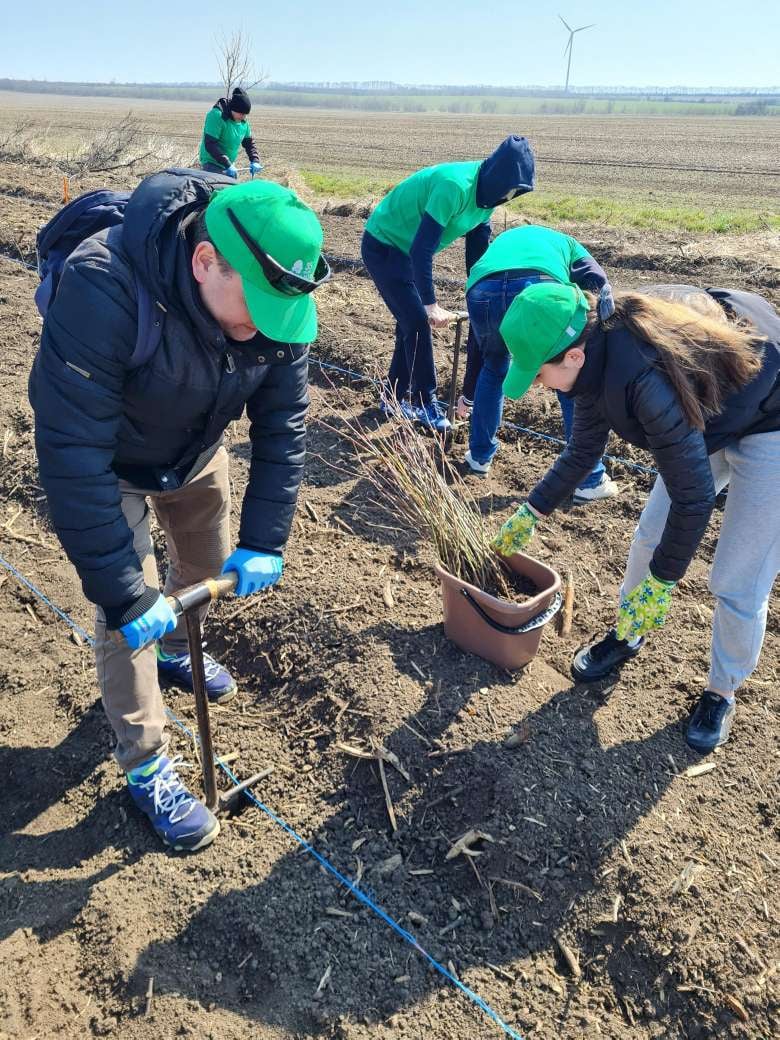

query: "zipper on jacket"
left=225, top=352, right=236, bottom=374
left=65, top=361, right=92, bottom=380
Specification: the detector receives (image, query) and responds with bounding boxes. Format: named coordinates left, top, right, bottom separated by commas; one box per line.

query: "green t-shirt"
left=365, top=161, right=493, bottom=255
left=466, top=225, right=590, bottom=291
left=198, top=107, right=252, bottom=167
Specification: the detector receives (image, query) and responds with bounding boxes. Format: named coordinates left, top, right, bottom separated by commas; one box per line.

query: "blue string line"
left=0, top=552, right=95, bottom=644
left=0, top=549, right=524, bottom=1040
left=0, top=254, right=37, bottom=271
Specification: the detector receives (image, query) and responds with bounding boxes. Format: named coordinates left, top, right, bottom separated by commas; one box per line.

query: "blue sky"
left=1, top=1, right=778, bottom=89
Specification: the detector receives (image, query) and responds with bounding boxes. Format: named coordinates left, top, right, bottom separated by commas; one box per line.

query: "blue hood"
left=476, top=136, right=536, bottom=208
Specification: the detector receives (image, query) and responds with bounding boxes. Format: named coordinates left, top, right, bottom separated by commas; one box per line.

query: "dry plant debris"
left=445, top=829, right=496, bottom=861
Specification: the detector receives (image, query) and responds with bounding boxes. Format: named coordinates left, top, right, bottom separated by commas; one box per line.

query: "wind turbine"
left=559, top=15, right=595, bottom=92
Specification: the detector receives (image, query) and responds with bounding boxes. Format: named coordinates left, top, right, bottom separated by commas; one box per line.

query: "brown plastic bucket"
left=434, top=552, right=562, bottom=670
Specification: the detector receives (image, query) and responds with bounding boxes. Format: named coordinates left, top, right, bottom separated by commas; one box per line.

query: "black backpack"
left=34, top=189, right=165, bottom=368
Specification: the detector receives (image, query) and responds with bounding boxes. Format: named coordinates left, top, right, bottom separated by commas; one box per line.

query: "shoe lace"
left=165, top=649, right=222, bottom=682
left=138, top=755, right=195, bottom=822
left=202, top=653, right=223, bottom=682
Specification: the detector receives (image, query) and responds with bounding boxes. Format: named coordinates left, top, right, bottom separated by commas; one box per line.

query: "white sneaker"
left=573, top=475, right=619, bottom=502
left=464, top=449, right=491, bottom=475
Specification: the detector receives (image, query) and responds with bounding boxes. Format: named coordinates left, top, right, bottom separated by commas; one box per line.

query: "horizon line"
left=2, top=76, right=779, bottom=95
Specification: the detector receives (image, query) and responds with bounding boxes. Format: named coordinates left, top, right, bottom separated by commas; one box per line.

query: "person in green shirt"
left=459, top=224, right=618, bottom=503
left=199, top=87, right=262, bottom=180
left=361, top=136, right=535, bottom=433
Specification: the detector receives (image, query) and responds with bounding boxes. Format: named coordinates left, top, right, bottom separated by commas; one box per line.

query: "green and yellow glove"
left=616, top=573, right=676, bottom=641
left=492, top=503, right=538, bottom=557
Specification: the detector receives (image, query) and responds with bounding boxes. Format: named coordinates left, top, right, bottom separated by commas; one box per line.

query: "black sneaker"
left=686, top=692, right=735, bottom=753
left=571, top=629, right=643, bottom=682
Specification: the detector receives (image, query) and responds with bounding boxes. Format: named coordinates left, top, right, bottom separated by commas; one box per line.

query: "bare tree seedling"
left=214, top=28, right=268, bottom=97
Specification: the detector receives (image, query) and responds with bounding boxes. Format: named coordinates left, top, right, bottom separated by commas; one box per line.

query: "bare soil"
left=0, top=157, right=778, bottom=1040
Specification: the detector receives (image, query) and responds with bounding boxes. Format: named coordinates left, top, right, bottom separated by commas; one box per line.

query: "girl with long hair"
left=492, top=282, right=780, bottom=752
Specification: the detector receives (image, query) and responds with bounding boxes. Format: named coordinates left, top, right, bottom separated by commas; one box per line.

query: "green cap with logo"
left=205, top=180, right=324, bottom=344
left=500, top=282, right=590, bottom=400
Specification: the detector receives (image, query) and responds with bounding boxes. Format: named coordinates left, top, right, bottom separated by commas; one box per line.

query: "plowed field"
left=0, top=96, right=778, bottom=1040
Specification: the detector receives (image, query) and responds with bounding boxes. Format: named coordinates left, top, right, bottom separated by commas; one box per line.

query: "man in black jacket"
left=29, top=170, right=329, bottom=850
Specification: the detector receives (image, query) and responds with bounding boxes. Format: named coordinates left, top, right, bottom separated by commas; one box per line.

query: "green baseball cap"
left=205, top=180, right=325, bottom=344
left=500, top=282, right=590, bottom=400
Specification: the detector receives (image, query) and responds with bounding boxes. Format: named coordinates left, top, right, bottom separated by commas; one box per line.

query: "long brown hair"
left=582, top=290, right=765, bottom=430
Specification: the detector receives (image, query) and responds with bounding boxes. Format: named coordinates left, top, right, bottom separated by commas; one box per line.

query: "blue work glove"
left=222, top=548, right=283, bottom=597
left=225, top=164, right=238, bottom=179
left=249, top=161, right=263, bottom=177
left=120, top=594, right=177, bottom=650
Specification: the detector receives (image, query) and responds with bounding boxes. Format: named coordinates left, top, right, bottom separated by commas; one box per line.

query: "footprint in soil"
left=133, top=632, right=701, bottom=1037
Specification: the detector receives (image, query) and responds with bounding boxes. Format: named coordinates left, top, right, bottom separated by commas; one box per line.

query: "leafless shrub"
left=214, top=28, right=268, bottom=96
left=0, top=120, right=39, bottom=163
left=49, top=112, right=191, bottom=177
left=56, top=112, right=158, bottom=175
left=316, top=384, right=512, bottom=597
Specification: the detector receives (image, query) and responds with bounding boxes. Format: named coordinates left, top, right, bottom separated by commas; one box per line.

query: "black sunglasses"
left=226, top=208, right=331, bottom=296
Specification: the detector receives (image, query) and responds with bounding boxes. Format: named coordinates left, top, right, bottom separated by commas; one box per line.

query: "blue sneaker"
left=415, top=402, right=451, bottom=434
left=380, top=397, right=418, bottom=422
left=157, top=645, right=237, bottom=703
left=127, top=755, right=219, bottom=851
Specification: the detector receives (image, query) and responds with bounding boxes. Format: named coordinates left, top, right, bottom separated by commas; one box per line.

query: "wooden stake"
left=559, top=569, right=575, bottom=637
left=555, top=936, right=581, bottom=978
left=377, top=757, right=398, bottom=833
left=144, top=976, right=154, bottom=1018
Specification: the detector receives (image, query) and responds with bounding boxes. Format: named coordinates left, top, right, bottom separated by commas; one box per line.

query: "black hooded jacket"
left=29, top=169, right=309, bottom=627
left=527, top=287, right=780, bottom=583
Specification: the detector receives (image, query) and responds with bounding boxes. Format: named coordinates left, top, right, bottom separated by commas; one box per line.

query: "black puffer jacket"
left=29, top=169, right=309, bottom=626
left=528, top=287, right=780, bottom=582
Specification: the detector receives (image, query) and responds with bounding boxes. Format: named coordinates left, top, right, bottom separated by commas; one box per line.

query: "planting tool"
left=166, top=572, right=268, bottom=814
left=445, top=312, right=470, bottom=429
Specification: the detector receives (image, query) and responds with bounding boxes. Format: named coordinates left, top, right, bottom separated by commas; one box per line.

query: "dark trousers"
left=465, top=272, right=605, bottom=485
left=361, top=231, right=437, bottom=406
left=466, top=272, right=543, bottom=464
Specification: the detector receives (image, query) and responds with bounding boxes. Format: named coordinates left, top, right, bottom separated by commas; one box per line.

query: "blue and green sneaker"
left=156, top=645, right=237, bottom=703
left=127, top=755, right=219, bottom=851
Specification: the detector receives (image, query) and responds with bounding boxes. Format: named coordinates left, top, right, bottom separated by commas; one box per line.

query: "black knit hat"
left=229, top=88, right=251, bottom=114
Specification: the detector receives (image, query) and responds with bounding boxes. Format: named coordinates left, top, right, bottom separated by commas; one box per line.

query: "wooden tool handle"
left=166, top=570, right=238, bottom=617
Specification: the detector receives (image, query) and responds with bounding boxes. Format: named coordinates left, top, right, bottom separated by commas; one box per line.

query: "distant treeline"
left=1, top=79, right=778, bottom=116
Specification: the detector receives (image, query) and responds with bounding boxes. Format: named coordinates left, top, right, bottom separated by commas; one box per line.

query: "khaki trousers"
left=94, top=448, right=231, bottom=771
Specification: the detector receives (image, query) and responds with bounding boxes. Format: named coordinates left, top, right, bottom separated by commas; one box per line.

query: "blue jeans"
left=467, top=273, right=607, bottom=486
left=361, top=231, right=437, bottom=406
left=557, top=393, right=606, bottom=489
left=467, top=273, right=543, bottom=464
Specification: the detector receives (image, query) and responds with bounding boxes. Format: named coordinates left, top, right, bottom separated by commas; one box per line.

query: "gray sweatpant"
left=621, top=430, right=780, bottom=695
